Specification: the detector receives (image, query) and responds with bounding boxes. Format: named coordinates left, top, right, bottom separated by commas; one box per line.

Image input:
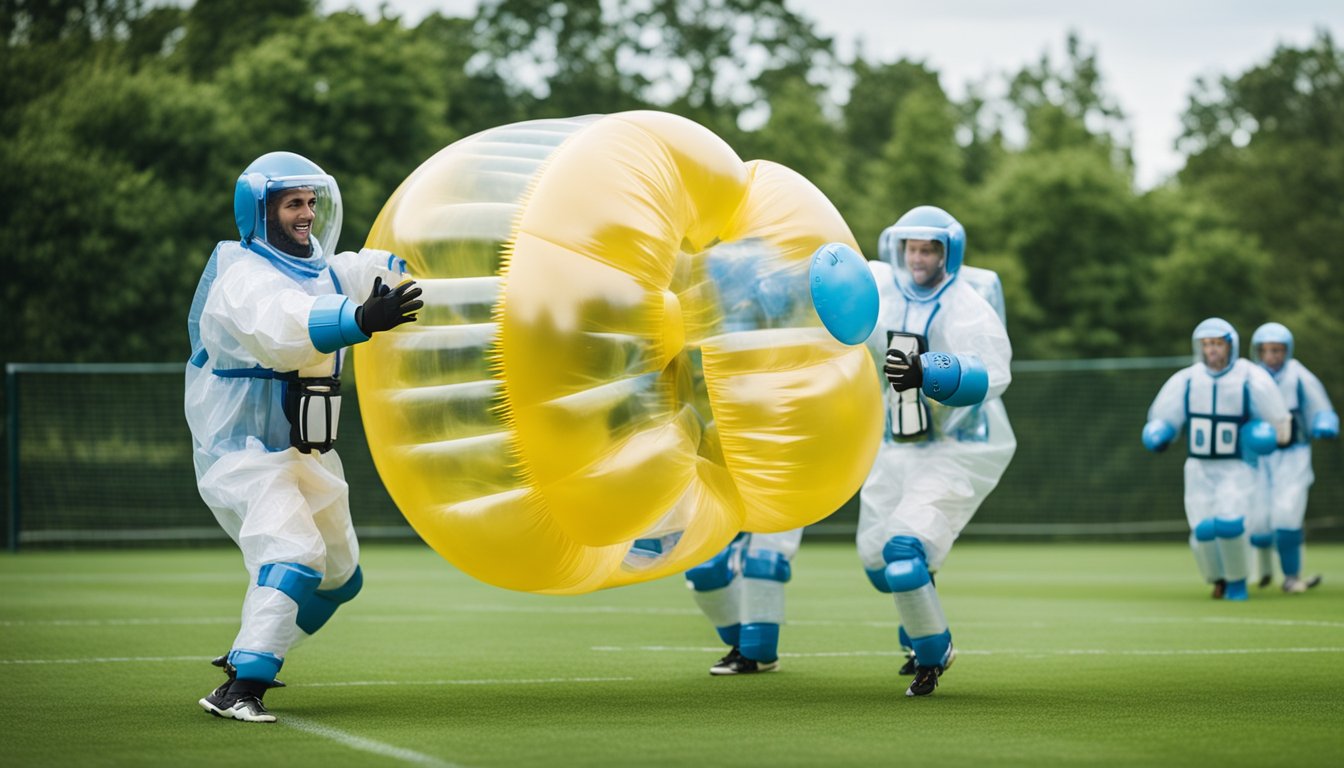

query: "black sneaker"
left=905, top=645, right=955, bottom=697
left=1283, top=575, right=1323, bottom=593
left=898, top=651, right=917, bottom=676
left=1257, top=574, right=1273, bottom=589
left=199, top=685, right=276, bottom=723
left=211, top=655, right=285, bottom=688
left=710, top=648, right=779, bottom=676
left=1211, top=579, right=1227, bottom=599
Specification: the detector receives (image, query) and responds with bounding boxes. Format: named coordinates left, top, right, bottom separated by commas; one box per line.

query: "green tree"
left=213, top=11, right=459, bottom=245
left=736, top=75, right=844, bottom=200
left=0, top=64, right=231, bottom=363
left=1005, top=31, right=1132, bottom=170
left=470, top=0, right=644, bottom=118
left=176, top=0, right=315, bottom=78
left=1176, top=29, right=1344, bottom=386
left=840, top=62, right=963, bottom=253
left=1143, top=187, right=1274, bottom=352
left=969, top=148, right=1152, bottom=359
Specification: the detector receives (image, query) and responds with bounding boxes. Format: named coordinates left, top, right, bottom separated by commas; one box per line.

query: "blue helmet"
left=233, top=151, right=342, bottom=274
left=1191, top=317, right=1238, bottom=376
left=1250, top=322, right=1294, bottom=369
left=877, top=205, right=966, bottom=301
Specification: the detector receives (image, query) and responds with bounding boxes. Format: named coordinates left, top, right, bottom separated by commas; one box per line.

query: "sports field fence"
left=5, top=358, right=1341, bottom=550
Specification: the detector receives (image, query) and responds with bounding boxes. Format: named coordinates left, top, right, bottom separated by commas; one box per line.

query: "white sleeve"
left=203, top=258, right=330, bottom=372
left=1297, top=363, right=1336, bottom=422
left=1147, top=369, right=1190, bottom=429
left=940, top=287, right=1012, bottom=400
left=1247, top=364, right=1291, bottom=441
left=329, top=247, right=411, bottom=302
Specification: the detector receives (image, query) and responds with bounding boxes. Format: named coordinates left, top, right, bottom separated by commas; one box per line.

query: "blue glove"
left=1142, top=420, right=1176, bottom=453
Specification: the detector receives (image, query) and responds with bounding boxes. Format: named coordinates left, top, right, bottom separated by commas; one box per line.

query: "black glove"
left=884, top=349, right=923, bottom=392
left=356, top=276, right=423, bottom=336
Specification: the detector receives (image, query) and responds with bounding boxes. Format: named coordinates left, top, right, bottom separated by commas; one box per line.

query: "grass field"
left=2, top=541, right=1342, bottom=767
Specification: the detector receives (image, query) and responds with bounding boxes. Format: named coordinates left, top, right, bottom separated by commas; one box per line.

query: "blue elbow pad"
left=308, top=295, right=370, bottom=354
left=1142, top=420, right=1176, bottom=453
left=920, top=352, right=989, bottom=406
left=1311, top=412, right=1339, bottom=439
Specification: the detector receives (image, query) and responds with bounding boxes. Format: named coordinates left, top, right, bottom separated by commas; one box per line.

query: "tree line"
left=2, top=0, right=1341, bottom=388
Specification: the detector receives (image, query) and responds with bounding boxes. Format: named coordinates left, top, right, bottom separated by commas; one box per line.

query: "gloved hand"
left=885, top=349, right=923, bottom=392
left=356, top=276, right=423, bottom=336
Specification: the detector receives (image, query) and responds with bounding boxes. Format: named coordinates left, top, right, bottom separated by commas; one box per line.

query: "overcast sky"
left=324, top=0, right=1342, bottom=189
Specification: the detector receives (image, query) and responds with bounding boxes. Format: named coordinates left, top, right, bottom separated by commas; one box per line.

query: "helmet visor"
left=262, top=173, right=342, bottom=258
left=880, top=225, right=950, bottom=298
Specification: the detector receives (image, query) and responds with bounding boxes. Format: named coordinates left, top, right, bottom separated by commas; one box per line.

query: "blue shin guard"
left=1276, top=528, right=1305, bottom=578
left=883, top=537, right=952, bottom=668
left=740, top=623, right=780, bottom=663
left=227, top=649, right=283, bottom=684
left=1214, top=517, right=1251, bottom=585
left=716, top=623, right=742, bottom=648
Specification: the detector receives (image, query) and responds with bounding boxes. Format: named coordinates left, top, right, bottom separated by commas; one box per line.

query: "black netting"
left=5, top=362, right=1341, bottom=548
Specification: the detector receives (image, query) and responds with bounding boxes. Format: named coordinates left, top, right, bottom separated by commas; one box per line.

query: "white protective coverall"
left=186, top=240, right=406, bottom=672
left=857, top=262, right=1016, bottom=573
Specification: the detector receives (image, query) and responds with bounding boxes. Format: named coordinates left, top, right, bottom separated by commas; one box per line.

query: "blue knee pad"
left=743, top=550, right=791, bottom=583
left=1193, top=519, right=1218, bottom=542
left=865, top=536, right=931, bottom=593
left=1214, top=517, right=1245, bottom=539
left=686, top=535, right=744, bottom=591
left=228, top=649, right=283, bottom=683
left=257, top=562, right=323, bottom=605
left=297, top=565, right=363, bottom=635
left=740, top=622, right=780, bottom=663
left=1250, top=532, right=1275, bottom=549
left=1276, top=528, right=1304, bottom=576
left=865, top=568, right=893, bottom=593
left=882, top=536, right=932, bottom=593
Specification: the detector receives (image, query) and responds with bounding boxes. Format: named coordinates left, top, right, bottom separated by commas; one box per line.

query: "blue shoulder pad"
left=809, top=242, right=879, bottom=345
left=1311, top=411, right=1339, bottom=439
left=1142, top=420, right=1176, bottom=453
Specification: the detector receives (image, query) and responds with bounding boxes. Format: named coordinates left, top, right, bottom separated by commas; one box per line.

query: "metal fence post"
left=6, top=364, right=19, bottom=552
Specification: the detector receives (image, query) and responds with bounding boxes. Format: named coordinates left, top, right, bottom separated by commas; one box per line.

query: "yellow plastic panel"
left=357, top=111, right=881, bottom=593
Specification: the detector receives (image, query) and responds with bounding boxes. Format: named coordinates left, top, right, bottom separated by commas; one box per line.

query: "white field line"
left=5, top=610, right=1342, bottom=630
left=0, top=605, right=700, bottom=628
left=0, top=655, right=213, bottom=665
left=591, top=645, right=1344, bottom=658
left=300, top=676, right=635, bottom=688
left=284, top=715, right=461, bottom=768
left=1114, top=616, right=1344, bottom=629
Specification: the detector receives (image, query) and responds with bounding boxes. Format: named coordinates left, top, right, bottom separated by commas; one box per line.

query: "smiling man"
left=266, top=186, right=318, bottom=257
left=186, top=151, right=424, bottom=722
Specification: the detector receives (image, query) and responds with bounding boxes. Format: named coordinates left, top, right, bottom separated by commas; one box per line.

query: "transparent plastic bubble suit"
left=356, top=111, right=882, bottom=594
